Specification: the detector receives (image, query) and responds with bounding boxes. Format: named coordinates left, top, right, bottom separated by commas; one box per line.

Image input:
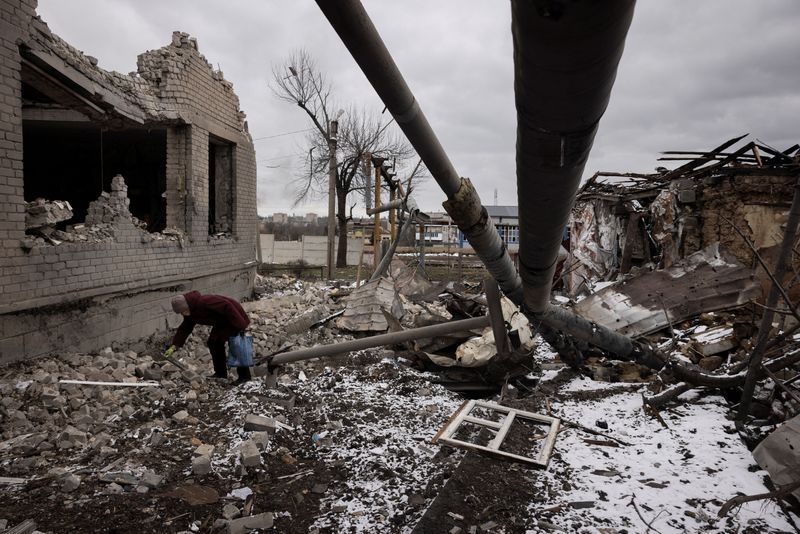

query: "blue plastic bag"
left=227, top=332, right=254, bottom=367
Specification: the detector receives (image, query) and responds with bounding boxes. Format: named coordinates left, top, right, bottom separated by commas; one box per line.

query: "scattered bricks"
left=240, top=440, right=261, bottom=467
left=139, top=471, right=163, bottom=489
left=194, top=444, right=215, bottom=457
left=311, top=483, right=327, bottom=495
left=185, top=390, right=198, bottom=401
left=222, top=503, right=240, bottom=520
left=61, top=473, right=81, bottom=492
left=192, top=455, right=212, bottom=475
left=25, top=198, right=73, bottom=231
left=250, top=432, right=270, bottom=450
left=172, top=410, right=190, bottom=423
left=243, top=414, right=276, bottom=434
left=226, top=512, right=273, bottom=534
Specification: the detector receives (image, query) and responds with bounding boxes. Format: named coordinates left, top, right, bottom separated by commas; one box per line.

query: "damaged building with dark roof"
left=0, top=0, right=258, bottom=362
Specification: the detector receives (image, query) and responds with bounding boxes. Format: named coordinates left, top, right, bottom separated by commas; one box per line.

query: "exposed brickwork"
left=0, top=1, right=258, bottom=362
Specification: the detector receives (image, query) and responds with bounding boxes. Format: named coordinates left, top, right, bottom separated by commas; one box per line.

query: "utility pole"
left=326, top=119, right=338, bottom=280
left=418, top=221, right=426, bottom=269
left=373, top=157, right=383, bottom=269
left=389, top=183, right=397, bottom=241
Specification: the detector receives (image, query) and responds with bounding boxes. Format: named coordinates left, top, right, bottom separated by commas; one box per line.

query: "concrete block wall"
left=258, top=234, right=363, bottom=266
left=0, top=1, right=259, bottom=363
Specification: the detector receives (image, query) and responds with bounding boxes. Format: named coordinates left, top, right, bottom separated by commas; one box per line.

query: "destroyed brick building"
left=565, top=136, right=799, bottom=301
left=0, top=0, right=258, bottom=362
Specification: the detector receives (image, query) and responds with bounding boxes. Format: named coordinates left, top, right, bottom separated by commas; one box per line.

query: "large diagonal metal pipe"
left=312, top=0, right=664, bottom=367
left=512, top=0, right=636, bottom=313
left=314, top=0, right=523, bottom=304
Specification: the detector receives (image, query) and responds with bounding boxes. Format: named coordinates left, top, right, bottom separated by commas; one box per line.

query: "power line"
left=257, top=152, right=305, bottom=163
left=252, top=128, right=315, bottom=141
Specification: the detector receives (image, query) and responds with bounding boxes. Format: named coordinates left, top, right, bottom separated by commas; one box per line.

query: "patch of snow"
left=535, top=377, right=794, bottom=533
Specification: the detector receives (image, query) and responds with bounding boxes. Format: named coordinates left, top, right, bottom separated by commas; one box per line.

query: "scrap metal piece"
left=572, top=244, right=759, bottom=338
left=336, top=277, right=405, bottom=332
left=753, top=414, right=800, bottom=500
left=485, top=276, right=510, bottom=356
left=433, top=400, right=559, bottom=468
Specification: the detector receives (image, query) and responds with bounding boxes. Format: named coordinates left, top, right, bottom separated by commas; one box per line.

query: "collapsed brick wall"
left=567, top=173, right=797, bottom=300
left=698, top=174, right=797, bottom=300
left=0, top=2, right=258, bottom=362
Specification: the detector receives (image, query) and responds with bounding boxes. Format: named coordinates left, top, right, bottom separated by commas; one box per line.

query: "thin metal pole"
left=271, top=315, right=490, bottom=365
left=326, top=120, right=338, bottom=279
left=373, top=159, right=382, bottom=269
left=390, top=186, right=397, bottom=241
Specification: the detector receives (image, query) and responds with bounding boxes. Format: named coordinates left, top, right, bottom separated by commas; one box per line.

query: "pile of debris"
left=565, top=135, right=799, bottom=295
left=22, top=175, right=186, bottom=248
left=0, top=273, right=794, bottom=532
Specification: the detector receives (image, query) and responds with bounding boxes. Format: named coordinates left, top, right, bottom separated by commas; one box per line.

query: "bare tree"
left=271, top=49, right=414, bottom=267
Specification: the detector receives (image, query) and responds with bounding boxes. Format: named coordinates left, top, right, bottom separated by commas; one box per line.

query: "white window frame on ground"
left=432, top=399, right=560, bottom=467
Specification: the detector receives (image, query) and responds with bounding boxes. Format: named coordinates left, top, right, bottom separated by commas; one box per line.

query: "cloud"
left=36, top=1, right=800, bottom=215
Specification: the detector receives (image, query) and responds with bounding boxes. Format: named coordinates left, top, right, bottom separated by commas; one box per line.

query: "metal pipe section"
left=313, top=0, right=524, bottom=304
left=512, top=0, right=636, bottom=312
left=271, top=315, right=490, bottom=365
left=366, top=198, right=404, bottom=216
left=369, top=212, right=417, bottom=282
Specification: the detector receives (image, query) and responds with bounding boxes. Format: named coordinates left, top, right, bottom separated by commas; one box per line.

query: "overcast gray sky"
left=37, top=1, right=800, bottom=217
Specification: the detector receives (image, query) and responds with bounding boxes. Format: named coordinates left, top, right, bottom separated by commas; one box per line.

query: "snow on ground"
left=534, top=373, right=796, bottom=533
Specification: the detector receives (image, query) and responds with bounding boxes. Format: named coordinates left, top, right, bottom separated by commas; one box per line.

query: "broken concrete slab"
left=243, top=414, right=277, bottom=434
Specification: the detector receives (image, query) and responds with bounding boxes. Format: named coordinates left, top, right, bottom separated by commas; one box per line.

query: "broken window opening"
left=208, top=135, right=235, bottom=236
left=22, top=112, right=168, bottom=237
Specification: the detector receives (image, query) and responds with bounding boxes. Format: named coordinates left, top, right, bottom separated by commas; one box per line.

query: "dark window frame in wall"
left=208, top=134, right=236, bottom=236
left=21, top=115, right=169, bottom=234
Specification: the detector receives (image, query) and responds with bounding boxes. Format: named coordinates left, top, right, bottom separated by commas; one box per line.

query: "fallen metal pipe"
left=271, top=315, right=490, bottom=365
